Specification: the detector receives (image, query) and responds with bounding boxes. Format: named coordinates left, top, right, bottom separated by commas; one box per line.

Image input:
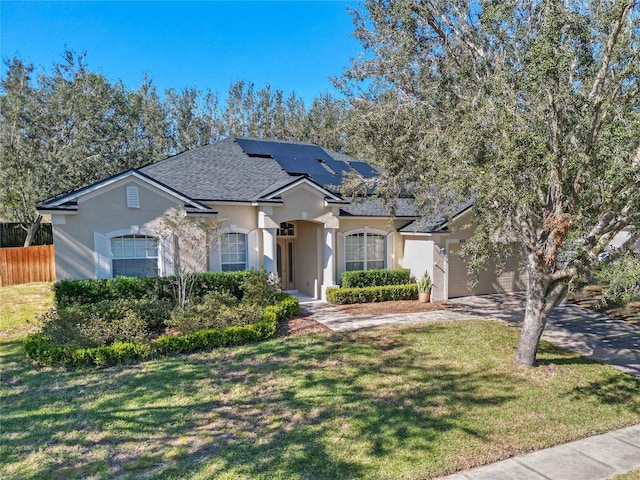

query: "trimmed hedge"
left=54, top=271, right=259, bottom=308
left=24, top=295, right=299, bottom=368
left=341, top=269, right=412, bottom=288
left=326, top=284, right=418, bottom=304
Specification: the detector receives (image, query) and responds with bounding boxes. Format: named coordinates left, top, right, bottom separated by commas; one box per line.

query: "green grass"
left=0, top=282, right=54, bottom=340
left=2, top=314, right=639, bottom=479
left=612, top=470, right=640, bottom=480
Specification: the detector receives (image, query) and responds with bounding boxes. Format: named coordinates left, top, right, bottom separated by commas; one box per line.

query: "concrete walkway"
left=438, top=424, right=640, bottom=480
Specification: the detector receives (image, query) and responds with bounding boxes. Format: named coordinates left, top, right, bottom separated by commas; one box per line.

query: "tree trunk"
left=514, top=259, right=568, bottom=367
left=23, top=215, right=42, bottom=247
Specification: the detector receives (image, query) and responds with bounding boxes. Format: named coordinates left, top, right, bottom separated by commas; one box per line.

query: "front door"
left=277, top=239, right=295, bottom=290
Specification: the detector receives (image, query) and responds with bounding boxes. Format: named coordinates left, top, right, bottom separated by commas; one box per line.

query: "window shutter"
left=248, top=230, right=260, bottom=269
left=126, top=186, right=140, bottom=208
left=159, top=234, right=175, bottom=276
left=94, top=232, right=112, bottom=278
left=209, top=240, right=221, bottom=272
left=386, top=233, right=394, bottom=269
left=337, top=232, right=345, bottom=284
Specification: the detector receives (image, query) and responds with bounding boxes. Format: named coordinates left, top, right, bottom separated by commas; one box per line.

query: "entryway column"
left=321, top=227, right=336, bottom=300
left=263, top=228, right=277, bottom=276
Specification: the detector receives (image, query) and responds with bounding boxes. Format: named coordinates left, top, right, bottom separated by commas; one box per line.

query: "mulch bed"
left=333, top=299, right=450, bottom=316
left=569, top=284, right=640, bottom=326
left=277, top=315, right=331, bottom=336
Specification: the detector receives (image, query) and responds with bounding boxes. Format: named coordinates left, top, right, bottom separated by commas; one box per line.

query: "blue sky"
left=1, top=1, right=361, bottom=104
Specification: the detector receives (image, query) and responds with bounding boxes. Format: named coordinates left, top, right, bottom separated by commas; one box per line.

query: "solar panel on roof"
left=236, top=138, right=271, bottom=156
left=349, top=161, right=379, bottom=178
left=273, top=155, right=307, bottom=174
left=236, top=138, right=378, bottom=187
left=323, top=157, right=351, bottom=177
left=312, top=173, right=342, bottom=188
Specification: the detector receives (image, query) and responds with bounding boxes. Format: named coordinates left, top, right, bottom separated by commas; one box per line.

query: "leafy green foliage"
left=1, top=50, right=350, bottom=245
left=24, top=295, right=299, bottom=368
left=53, top=271, right=256, bottom=308
left=37, top=298, right=172, bottom=348
left=416, top=272, right=432, bottom=293
left=341, top=0, right=640, bottom=366
left=596, top=255, right=640, bottom=308
left=168, top=290, right=240, bottom=333
left=326, top=284, right=418, bottom=304
left=239, top=268, right=280, bottom=306
left=341, top=269, right=412, bottom=288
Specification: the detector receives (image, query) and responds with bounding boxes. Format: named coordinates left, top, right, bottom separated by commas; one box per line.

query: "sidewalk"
left=437, top=424, right=640, bottom=480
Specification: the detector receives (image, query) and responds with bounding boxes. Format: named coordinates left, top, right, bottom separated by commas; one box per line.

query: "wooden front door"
left=277, top=239, right=295, bottom=290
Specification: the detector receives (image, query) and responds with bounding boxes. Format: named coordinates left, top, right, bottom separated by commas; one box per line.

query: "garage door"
left=447, top=243, right=527, bottom=298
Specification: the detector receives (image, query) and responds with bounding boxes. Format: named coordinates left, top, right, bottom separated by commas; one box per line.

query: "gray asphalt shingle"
left=139, top=137, right=292, bottom=201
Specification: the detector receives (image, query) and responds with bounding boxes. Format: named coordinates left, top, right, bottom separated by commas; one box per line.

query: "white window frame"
left=343, top=227, right=387, bottom=272
left=94, top=227, right=162, bottom=278
left=220, top=230, right=249, bottom=272
left=111, top=234, right=159, bottom=277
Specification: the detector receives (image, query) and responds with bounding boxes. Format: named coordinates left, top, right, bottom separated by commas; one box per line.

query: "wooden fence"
left=0, top=245, right=56, bottom=286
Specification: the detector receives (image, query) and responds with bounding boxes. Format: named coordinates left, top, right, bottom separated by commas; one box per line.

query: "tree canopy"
left=341, top=0, right=640, bottom=366
left=0, top=49, right=349, bottom=244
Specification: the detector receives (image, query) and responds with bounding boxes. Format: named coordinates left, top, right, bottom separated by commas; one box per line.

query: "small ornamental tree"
left=153, top=207, right=225, bottom=308
left=340, top=0, right=640, bottom=367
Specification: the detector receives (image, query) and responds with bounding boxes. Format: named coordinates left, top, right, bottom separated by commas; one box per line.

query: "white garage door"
left=447, top=243, right=527, bottom=298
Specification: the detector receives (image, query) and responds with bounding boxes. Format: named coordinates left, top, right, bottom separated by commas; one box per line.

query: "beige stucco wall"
left=53, top=179, right=190, bottom=280
left=51, top=174, right=438, bottom=294
left=207, top=204, right=257, bottom=232
left=294, top=221, right=321, bottom=297
left=271, top=185, right=328, bottom=224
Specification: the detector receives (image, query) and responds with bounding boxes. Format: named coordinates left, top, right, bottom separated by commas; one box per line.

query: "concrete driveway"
left=449, top=293, right=640, bottom=377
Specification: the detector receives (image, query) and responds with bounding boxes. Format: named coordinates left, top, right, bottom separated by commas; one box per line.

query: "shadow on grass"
left=1, top=323, right=638, bottom=480
left=570, top=374, right=640, bottom=415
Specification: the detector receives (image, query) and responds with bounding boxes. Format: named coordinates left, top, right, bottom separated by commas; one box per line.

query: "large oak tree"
left=341, top=0, right=640, bottom=366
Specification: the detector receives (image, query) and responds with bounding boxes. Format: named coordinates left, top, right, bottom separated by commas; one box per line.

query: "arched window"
left=221, top=232, right=248, bottom=271
left=345, top=232, right=385, bottom=271
left=110, top=235, right=158, bottom=277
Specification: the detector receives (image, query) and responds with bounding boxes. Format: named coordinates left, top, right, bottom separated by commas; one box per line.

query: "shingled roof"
left=39, top=137, right=473, bottom=222
left=139, top=137, right=292, bottom=202
left=140, top=137, right=377, bottom=202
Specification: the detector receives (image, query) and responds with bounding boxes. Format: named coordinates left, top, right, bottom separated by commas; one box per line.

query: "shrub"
left=54, top=277, right=162, bottom=307
left=25, top=295, right=300, bottom=368
left=54, top=272, right=254, bottom=309
left=341, top=269, right=412, bottom=288
left=239, top=269, right=279, bottom=306
left=168, top=290, right=239, bottom=333
left=37, top=298, right=171, bottom=348
left=216, top=303, right=263, bottom=327
left=326, top=284, right=418, bottom=304
left=596, top=254, right=640, bottom=308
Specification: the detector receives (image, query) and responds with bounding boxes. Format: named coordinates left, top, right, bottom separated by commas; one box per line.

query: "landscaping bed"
left=22, top=271, right=299, bottom=368
left=569, top=284, right=640, bottom=326
left=333, top=299, right=449, bottom=316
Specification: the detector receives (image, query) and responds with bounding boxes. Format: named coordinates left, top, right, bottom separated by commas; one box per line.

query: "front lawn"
left=0, top=282, right=54, bottom=340
left=2, top=317, right=639, bottom=479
